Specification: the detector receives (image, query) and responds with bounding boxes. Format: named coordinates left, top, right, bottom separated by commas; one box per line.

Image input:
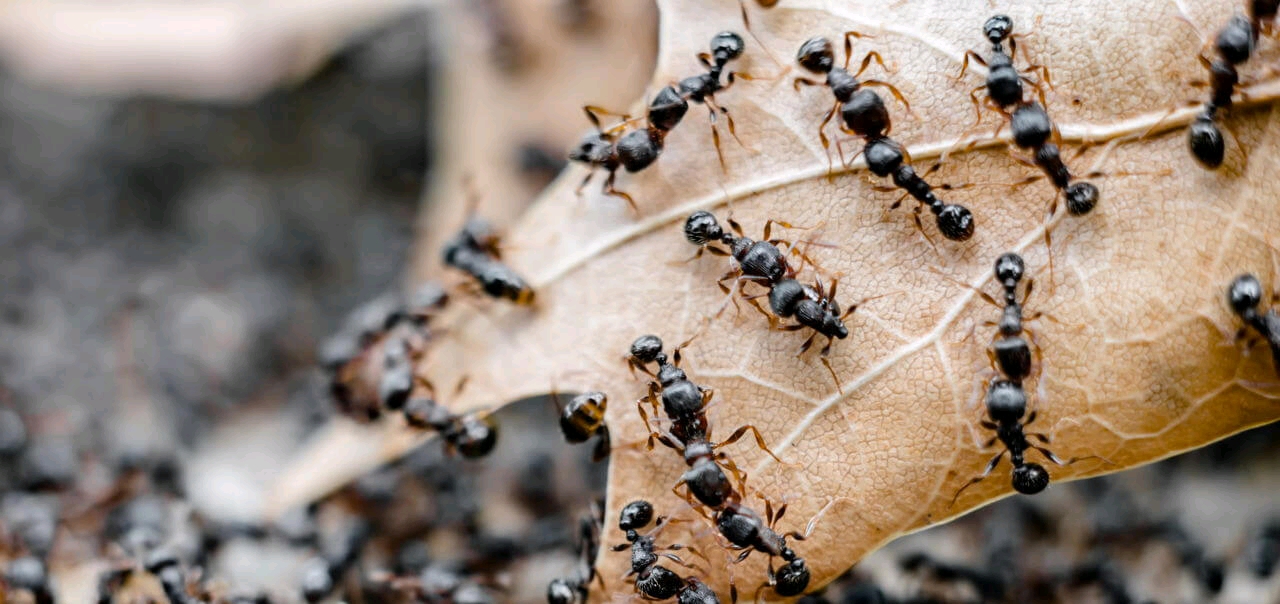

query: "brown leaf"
left=275, top=0, right=1280, bottom=597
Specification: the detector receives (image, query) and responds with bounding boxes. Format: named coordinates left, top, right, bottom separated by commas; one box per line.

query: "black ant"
left=794, top=37, right=974, bottom=242
left=568, top=87, right=690, bottom=211
left=1189, top=3, right=1278, bottom=168
left=683, top=211, right=877, bottom=385
left=627, top=336, right=781, bottom=510
left=951, top=378, right=1064, bottom=501
left=611, top=500, right=720, bottom=603
left=547, top=506, right=605, bottom=604
left=1228, top=273, right=1280, bottom=374
left=402, top=378, right=498, bottom=458
left=554, top=391, right=611, bottom=462
left=958, top=15, right=1098, bottom=219
left=676, top=31, right=750, bottom=170
left=441, top=209, right=535, bottom=305
left=714, top=499, right=812, bottom=600
left=975, top=253, right=1038, bottom=384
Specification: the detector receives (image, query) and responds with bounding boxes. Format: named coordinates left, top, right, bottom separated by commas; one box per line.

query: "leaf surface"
left=275, top=0, right=1280, bottom=596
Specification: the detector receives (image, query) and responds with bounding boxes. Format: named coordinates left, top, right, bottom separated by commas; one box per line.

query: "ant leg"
left=854, top=50, right=889, bottom=78
left=816, top=102, right=838, bottom=173
left=797, top=332, right=818, bottom=355
left=956, top=50, right=987, bottom=81
left=602, top=170, right=638, bottom=213
left=583, top=105, right=631, bottom=130
left=840, top=30, right=875, bottom=70
left=575, top=170, right=594, bottom=197
left=706, top=105, right=729, bottom=173
left=718, top=104, right=750, bottom=151
left=949, top=449, right=1007, bottom=507
left=967, top=85, right=988, bottom=127
left=792, top=76, right=825, bottom=91
left=715, top=425, right=784, bottom=463
left=862, top=79, right=913, bottom=115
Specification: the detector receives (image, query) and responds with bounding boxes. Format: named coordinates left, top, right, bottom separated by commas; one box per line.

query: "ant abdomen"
left=768, top=279, right=809, bottom=318
left=992, top=337, right=1033, bottom=382
left=1229, top=274, right=1264, bottom=314
left=935, top=205, right=975, bottom=241
left=1011, top=463, right=1050, bottom=494
left=1010, top=104, right=1052, bottom=149
left=1189, top=117, right=1226, bottom=169
left=617, top=129, right=662, bottom=172
left=774, top=558, right=811, bottom=596
left=650, top=86, right=690, bottom=132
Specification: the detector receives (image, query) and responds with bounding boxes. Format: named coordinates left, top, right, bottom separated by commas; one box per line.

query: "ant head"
left=710, top=31, right=746, bottom=61
left=546, top=579, right=578, bottom=604
left=994, top=253, right=1025, bottom=286
left=983, top=15, right=1013, bottom=44
left=684, top=211, right=724, bottom=245
left=452, top=413, right=498, bottom=458
left=568, top=133, right=613, bottom=164
left=1229, top=273, right=1264, bottom=315
left=984, top=379, right=1026, bottom=423
left=774, top=558, right=811, bottom=596
left=630, top=335, right=665, bottom=363
left=618, top=500, right=655, bottom=532
left=936, top=204, right=975, bottom=242
left=616, top=129, right=661, bottom=172
left=825, top=313, right=850, bottom=339
left=1011, top=463, right=1050, bottom=494
left=796, top=37, right=836, bottom=74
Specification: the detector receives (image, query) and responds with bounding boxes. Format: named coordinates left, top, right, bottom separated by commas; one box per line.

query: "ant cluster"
left=620, top=335, right=814, bottom=601
left=1189, top=1, right=1279, bottom=168
left=324, top=281, right=497, bottom=459
left=570, top=31, right=750, bottom=209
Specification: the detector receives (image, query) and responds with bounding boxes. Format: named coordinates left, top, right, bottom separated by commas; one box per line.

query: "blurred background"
left=0, top=1, right=1278, bottom=603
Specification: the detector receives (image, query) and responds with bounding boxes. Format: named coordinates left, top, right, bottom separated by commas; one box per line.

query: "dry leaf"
left=276, top=0, right=1280, bottom=598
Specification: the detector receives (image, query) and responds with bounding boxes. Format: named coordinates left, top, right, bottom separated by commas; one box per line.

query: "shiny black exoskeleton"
left=955, top=379, right=1059, bottom=497
left=403, top=390, right=499, bottom=459
left=795, top=35, right=974, bottom=242
left=961, top=15, right=1098, bottom=216
left=555, top=391, right=611, bottom=461
left=683, top=210, right=792, bottom=286
left=1189, top=6, right=1277, bottom=169
left=610, top=500, right=721, bottom=603
left=989, top=253, right=1034, bottom=383
left=677, top=32, right=750, bottom=169
left=441, top=216, right=535, bottom=305
left=715, top=501, right=811, bottom=597
left=1228, top=273, right=1280, bottom=374
left=626, top=336, right=779, bottom=509
left=569, top=88, right=690, bottom=210
left=547, top=506, right=604, bottom=604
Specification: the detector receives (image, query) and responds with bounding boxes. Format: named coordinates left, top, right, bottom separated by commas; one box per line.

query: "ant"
left=676, top=31, right=750, bottom=170
left=441, top=211, right=535, bottom=305
left=547, top=506, right=605, bottom=604
left=683, top=211, right=875, bottom=385
left=627, top=335, right=781, bottom=510
left=1189, top=4, right=1278, bottom=168
left=959, top=16, right=1098, bottom=218
left=568, top=87, right=690, bottom=211
left=402, top=377, right=499, bottom=458
left=794, top=36, right=974, bottom=242
left=1227, top=273, right=1280, bottom=374
left=971, top=252, right=1040, bottom=384
left=554, top=391, right=611, bottom=462
left=611, top=500, right=720, bottom=603
left=951, top=378, right=1067, bottom=502
left=714, top=498, right=812, bottom=600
